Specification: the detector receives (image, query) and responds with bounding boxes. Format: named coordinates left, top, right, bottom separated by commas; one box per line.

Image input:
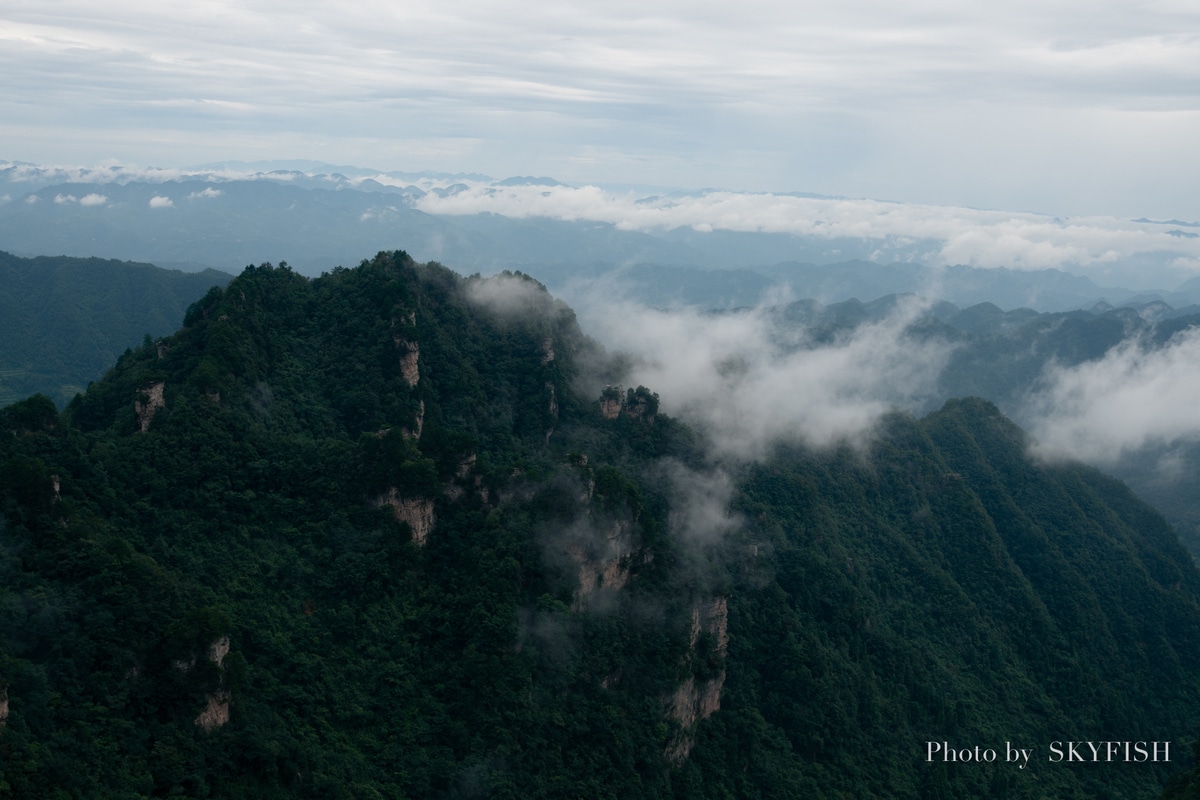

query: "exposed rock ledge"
left=375, top=490, right=435, bottom=545
left=395, top=337, right=420, bottom=388
left=569, top=520, right=634, bottom=611
left=599, top=385, right=623, bottom=420
left=195, top=635, right=231, bottom=732
left=665, top=596, right=729, bottom=763
left=135, top=382, right=165, bottom=432
left=196, top=689, right=231, bottom=732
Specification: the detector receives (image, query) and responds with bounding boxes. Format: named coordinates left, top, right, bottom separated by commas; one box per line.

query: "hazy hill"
left=6, top=159, right=1199, bottom=312
left=754, top=296, right=1200, bottom=557
left=544, top=260, right=1171, bottom=313
left=0, top=251, right=230, bottom=407
left=2, top=252, right=1199, bottom=798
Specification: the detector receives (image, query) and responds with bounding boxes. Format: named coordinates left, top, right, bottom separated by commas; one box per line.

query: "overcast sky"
left=2, top=1, right=1200, bottom=219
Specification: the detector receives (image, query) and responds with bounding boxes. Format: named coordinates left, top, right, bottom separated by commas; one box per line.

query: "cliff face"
left=569, top=519, right=635, bottom=611
left=195, top=636, right=231, bottom=732
left=375, top=491, right=436, bottom=545
left=665, top=596, right=728, bottom=762
left=396, top=340, right=420, bottom=388
left=134, top=381, right=164, bottom=432
left=599, top=385, right=623, bottom=420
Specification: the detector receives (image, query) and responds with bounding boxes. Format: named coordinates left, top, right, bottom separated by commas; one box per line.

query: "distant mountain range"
left=4, top=158, right=1200, bottom=310
left=547, top=260, right=1200, bottom=315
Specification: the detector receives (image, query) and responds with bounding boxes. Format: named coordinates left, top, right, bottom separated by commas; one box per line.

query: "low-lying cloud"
left=659, top=461, right=741, bottom=545
left=51, top=191, right=107, bottom=206
left=574, top=291, right=954, bottom=460
left=415, top=182, right=1200, bottom=274
left=465, top=271, right=571, bottom=323
left=1025, top=327, right=1200, bottom=464
left=572, top=282, right=1200, bottom=474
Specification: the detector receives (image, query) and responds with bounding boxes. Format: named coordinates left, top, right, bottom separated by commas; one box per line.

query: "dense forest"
left=3, top=251, right=1200, bottom=798
left=0, top=251, right=230, bottom=407
left=764, top=294, right=1200, bottom=556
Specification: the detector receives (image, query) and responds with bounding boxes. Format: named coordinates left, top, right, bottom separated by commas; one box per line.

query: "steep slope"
left=0, top=251, right=231, bottom=406
left=761, top=296, right=1200, bottom=557
left=687, top=399, right=1200, bottom=799
left=1, top=252, right=1199, bottom=799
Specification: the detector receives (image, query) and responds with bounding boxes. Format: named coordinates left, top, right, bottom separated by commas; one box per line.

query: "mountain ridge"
left=2, top=252, right=1199, bottom=797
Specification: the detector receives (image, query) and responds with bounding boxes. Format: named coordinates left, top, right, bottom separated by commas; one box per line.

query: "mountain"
left=753, top=295, right=1200, bottom=557
left=6, top=158, right=1200, bottom=311
left=546, top=260, right=1186, bottom=314
left=0, top=251, right=231, bottom=407
left=3, top=252, right=1200, bottom=798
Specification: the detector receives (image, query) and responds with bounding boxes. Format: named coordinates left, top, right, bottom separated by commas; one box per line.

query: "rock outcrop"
left=569, top=520, right=634, bottom=611
left=135, top=381, right=165, bottom=432
left=624, top=388, right=657, bottom=420
left=196, top=689, right=231, bottom=731
left=403, top=400, right=425, bottom=441
left=192, top=635, right=232, bottom=732
left=444, top=454, right=480, bottom=502
left=395, top=338, right=420, bottom=388
left=599, top=385, right=623, bottom=420
left=376, top=490, right=436, bottom=545
left=665, top=596, right=729, bottom=762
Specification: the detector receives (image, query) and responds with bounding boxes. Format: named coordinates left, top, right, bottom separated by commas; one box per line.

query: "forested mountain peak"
left=3, top=252, right=1200, bottom=798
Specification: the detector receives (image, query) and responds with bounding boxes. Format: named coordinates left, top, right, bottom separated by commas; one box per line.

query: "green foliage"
left=0, top=250, right=231, bottom=408
left=1, top=254, right=1199, bottom=799
left=0, top=394, right=59, bottom=432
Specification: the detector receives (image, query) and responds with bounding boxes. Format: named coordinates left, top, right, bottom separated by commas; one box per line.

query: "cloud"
left=5, top=155, right=1199, bottom=286
left=416, top=183, right=1200, bottom=274
left=659, top=461, right=741, bottom=545
left=148, top=195, right=174, bottom=208
left=1025, top=326, right=1200, bottom=464
left=49, top=189, right=106, bottom=205
left=574, top=290, right=954, bottom=460
left=464, top=271, right=570, bottom=321
left=4, top=2, right=1200, bottom=219
left=7, top=157, right=1200, bottom=280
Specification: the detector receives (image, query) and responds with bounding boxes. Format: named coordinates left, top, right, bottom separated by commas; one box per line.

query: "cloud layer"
left=574, top=292, right=953, bottom=460
left=3, top=2, right=1200, bottom=217
left=416, top=182, right=1200, bottom=276
left=572, top=281, right=1200, bottom=475
left=1025, top=327, right=1200, bottom=464
left=12, top=156, right=1196, bottom=283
